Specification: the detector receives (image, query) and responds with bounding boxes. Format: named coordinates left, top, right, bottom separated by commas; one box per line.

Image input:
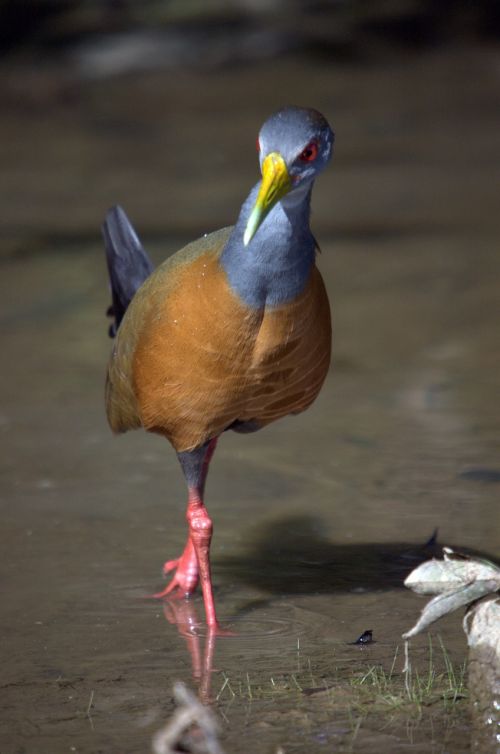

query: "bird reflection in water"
left=161, top=597, right=221, bottom=703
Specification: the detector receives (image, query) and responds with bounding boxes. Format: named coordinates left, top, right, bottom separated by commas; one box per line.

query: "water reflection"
left=161, top=599, right=218, bottom=703
left=156, top=514, right=497, bottom=709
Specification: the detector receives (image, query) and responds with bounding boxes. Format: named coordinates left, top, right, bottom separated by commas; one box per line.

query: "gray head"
left=258, top=106, right=334, bottom=183
left=244, top=106, right=334, bottom=245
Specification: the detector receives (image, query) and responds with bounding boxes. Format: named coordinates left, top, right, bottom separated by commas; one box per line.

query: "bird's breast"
left=128, top=249, right=330, bottom=451
left=245, top=264, right=332, bottom=423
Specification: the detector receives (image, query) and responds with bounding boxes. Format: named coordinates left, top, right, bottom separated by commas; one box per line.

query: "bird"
left=103, top=106, right=334, bottom=631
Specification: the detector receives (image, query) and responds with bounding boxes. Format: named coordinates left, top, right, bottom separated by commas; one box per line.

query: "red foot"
left=153, top=537, right=199, bottom=599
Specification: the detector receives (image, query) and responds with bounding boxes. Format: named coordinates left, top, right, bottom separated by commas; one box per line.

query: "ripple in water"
left=183, top=615, right=307, bottom=641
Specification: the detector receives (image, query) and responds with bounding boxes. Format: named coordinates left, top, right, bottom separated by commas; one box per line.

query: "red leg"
left=155, top=491, right=218, bottom=626
left=186, top=490, right=218, bottom=628
left=154, top=438, right=221, bottom=628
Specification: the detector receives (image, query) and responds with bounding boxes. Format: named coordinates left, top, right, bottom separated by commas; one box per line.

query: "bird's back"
left=106, top=226, right=331, bottom=452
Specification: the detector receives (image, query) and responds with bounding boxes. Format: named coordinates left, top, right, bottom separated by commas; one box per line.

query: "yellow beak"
left=243, top=152, right=292, bottom=246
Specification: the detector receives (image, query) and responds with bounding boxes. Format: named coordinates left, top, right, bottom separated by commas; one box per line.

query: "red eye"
left=299, top=141, right=318, bottom=162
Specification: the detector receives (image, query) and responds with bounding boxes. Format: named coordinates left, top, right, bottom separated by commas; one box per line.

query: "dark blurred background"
left=0, top=0, right=499, bottom=254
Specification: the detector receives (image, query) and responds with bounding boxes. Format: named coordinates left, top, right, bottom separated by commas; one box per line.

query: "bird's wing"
left=105, top=227, right=233, bottom=436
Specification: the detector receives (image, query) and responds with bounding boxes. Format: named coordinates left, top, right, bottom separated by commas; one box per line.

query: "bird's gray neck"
left=220, top=183, right=316, bottom=309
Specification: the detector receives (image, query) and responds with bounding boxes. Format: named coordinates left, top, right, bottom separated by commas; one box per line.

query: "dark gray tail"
left=102, top=205, right=154, bottom=337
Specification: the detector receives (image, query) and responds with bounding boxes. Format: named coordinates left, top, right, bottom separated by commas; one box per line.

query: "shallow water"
left=1, top=45, right=499, bottom=753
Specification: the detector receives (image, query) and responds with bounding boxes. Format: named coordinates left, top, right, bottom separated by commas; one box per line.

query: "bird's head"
left=244, top=106, right=334, bottom=246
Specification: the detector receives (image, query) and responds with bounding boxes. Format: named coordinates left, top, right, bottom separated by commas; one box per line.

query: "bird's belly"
left=131, top=254, right=331, bottom=451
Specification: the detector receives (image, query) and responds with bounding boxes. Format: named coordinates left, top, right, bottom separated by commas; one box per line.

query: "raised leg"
left=154, top=439, right=220, bottom=628
left=154, top=536, right=198, bottom=597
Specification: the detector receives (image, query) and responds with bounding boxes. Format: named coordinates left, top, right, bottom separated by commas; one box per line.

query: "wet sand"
left=0, top=43, right=499, bottom=753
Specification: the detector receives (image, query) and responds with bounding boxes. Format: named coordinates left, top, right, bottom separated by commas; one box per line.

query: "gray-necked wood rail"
left=103, top=106, right=334, bottom=630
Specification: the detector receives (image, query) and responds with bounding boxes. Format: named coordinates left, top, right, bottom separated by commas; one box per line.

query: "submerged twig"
left=152, top=682, right=225, bottom=754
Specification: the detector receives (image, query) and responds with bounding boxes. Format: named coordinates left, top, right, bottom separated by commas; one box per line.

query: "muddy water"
left=1, top=46, right=499, bottom=753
